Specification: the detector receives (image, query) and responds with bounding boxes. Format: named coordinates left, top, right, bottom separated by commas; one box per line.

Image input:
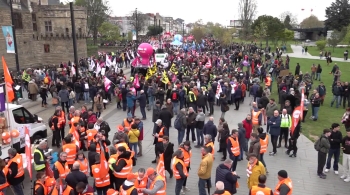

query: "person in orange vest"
left=0, top=159, right=8, bottom=194
left=134, top=168, right=148, bottom=194
left=91, top=154, right=110, bottom=195
left=90, top=132, right=111, bottom=159
left=110, top=146, right=133, bottom=191
left=227, top=129, right=241, bottom=177
left=122, top=113, right=134, bottom=131
left=140, top=168, right=166, bottom=195
left=75, top=151, right=89, bottom=176
left=6, top=148, right=25, bottom=195
left=56, top=106, right=67, bottom=141
left=76, top=182, right=94, bottom=195
left=51, top=110, right=62, bottom=147
left=257, top=127, right=268, bottom=172
left=213, top=181, right=231, bottom=195
left=53, top=152, right=70, bottom=180
left=204, top=134, right=215, bottom=158
left=48, top=179, right=75, bottom=195
left=151, top=119, right=167, bottom=164
left=113, top=125, right=130, bottom=144
left=178, top=141, right=191, bottom=192
left=62, top=136, right=79, bottom=169
left=34, top=172, right=47, bottom=195
left=251, top=102, right=262, bottom=134
left=249, top=174, right=273, bottom=195
left=119, top=173, right=138, bottom=195
left=106, top=188, right=118, bottom=195
left=85, top=123, right=98, bottom=148
left=274, top=170, right=293, bottom=195
left=172, top=149, right=188, bottom=195
left=67, top=106, right=76, bottom=128
left=265, top=74, right=272, bottom=92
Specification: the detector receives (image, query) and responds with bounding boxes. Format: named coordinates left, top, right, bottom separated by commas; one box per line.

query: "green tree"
left=98, top=22, right=120, bottom=41
left=279, top=11, right=298, bottom=29
left=325, top=0, right=350, bottom=31
left=251, top=15, right=284, bottom=46
left=281, top=28, right=294, bottom=43
left=328, top=30, right=347, bottom=51
left=300, top=15, right=324, bottom=28
left=75, top=0, right=110, bottom=45
left=253, top=21, right=267, bottom=44
left=316, top=40, right=327, bottom=51
left=127, top=32, right=133, bottom=41
left=146, top=26, right=163, bottom=36
left=190, top=27, right=206, bottom=42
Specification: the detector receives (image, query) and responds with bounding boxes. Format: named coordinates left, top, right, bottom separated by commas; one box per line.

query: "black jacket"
left=65, top=169, right=88, bottom=193
left=160, top=142, right=174, bottom=171
left=152, top=105, right=161, bottom=122
left=112, top=151, right=132, bottom=172
left=7, top=159, right=25, bottom=185
left=158, top=108, right=173, bottom=128
left=207, top=90, right=215, bottom=102
left=136, top=93, right=147, bottom=107
left=215, top=164, right=237, bottom=194
left=196, top=93, right=207, bottom=106
left=329, top=130, right=342, bottom=149
left=34, top=148, right=47, bottom=168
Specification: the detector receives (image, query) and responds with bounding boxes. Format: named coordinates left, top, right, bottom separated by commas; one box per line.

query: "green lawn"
left=306, top=46, right=349, bottom=59
left=269, top=57, right=350, bottom=141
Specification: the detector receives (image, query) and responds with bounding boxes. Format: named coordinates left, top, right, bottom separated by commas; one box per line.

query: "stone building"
left=0, top=0, right=87, bottom=71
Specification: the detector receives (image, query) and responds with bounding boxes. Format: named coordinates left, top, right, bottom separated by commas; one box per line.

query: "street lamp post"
left=182, top=22, right=185, bottom=36
left=135, top=8, right=138, bottom=42
left=9, top=0, right=20, bottom=73
left=70, top=2, right=78, bottom=75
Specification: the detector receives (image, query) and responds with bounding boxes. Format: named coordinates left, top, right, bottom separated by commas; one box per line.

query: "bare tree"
left=279, top=11, right=298, bottom=29
left=238, top=0, right=257, bottom=39
left=129, top=10, right=148, bottom=39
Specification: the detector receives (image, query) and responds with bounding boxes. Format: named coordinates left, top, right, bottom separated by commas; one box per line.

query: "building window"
left=78, top=28, right=82, bottom=34
left=65, top=28, right=69, bottom=34
left=13, top=13, right=23, bottom=29
left=31, top=13, right=36, bottom=21
left=44, top=44, right=50, bottom=53
left=44, top=21, right=52, bottom=32
left=33, top=23, right=37, bottom=31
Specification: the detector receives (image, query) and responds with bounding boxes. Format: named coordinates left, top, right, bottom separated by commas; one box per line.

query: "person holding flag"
left=91, top=153, right=110, bottom=195
left=286, top=106, right=302, bottom=158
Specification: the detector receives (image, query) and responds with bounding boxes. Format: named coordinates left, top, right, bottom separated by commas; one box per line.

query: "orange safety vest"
left=150, top=175, right=166, bottom=195
left=45, top=177, right=56, bottom=192
left=59, top=111, right=66, bottom=126
left=79, top=193, right=94, bottom=195
left=48, top=185, right=73, bottom=195
left=265, top=77, right=271, bottom=87
left=51, top=116, right=61, bottom=130
left=54, top=161, right=70, bottom=179
left=91, top=164, right=110, bottom=187
left=274, top=178, right=293, bottom=195
left=75, top=159, right=88, bottom=175
left=205, top=142, right=215, bottom=157
left=250, top=186, right=272, bottom=195
left=94, top=140, right=109, bottom=154
left=179, top=148, right=191, bottom=167
left=7, top=153, right=24, bottom=178
left=157, top=127, right=165, bottom=142
left=106, top=189, right=118, bottom=195
left=114, top=142, right=135, bottom=159
left=113, top=158, right=132, bottom=178
left=252, top=110, right=261, bottom=125
left=221, top=191, right=231, bottom=195
left=172, top=157, right=188, bottom=179
left=228, top=137, right=240, bottom=156
left=0, top=167, right=9, bottom=190
left=34, top=180, right=47, bottom=195
left=68, top=113, right=74, bottom=125
left=259, top=135, right=269, bottom=154
left=119, top=185, right=136, bottom=195
left=62, top=143, right=77, bottom=165
left=123, top=119, right=134, bottom=129
left=86, top=129, right=98, bottom=147
left=134, top=172, right=148, bottom=191
left=69, top=126, right=81, bottom=148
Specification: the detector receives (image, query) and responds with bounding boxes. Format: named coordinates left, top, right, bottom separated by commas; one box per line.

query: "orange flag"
left=99, top=146, right=109, bottom=178
left=290, top=106, right=301, bottom=135
left=24, top=126, right=32, bottom=179
left=2, top=56, right=14, bottom=102
left=156, top=153, right=166, bottom=180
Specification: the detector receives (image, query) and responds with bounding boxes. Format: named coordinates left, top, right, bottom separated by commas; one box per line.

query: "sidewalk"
left=287, top=45, right=347, bottom=62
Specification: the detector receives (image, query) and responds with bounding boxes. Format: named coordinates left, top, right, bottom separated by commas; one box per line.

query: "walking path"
left=287, top=45, right=347, bottom=62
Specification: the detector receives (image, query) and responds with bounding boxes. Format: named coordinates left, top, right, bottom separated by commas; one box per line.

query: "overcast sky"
left=105, top=0, right=330, bottom=25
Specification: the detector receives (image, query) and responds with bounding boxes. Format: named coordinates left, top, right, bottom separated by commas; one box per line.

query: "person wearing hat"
left=140, top=168, right=166, bottom=195
left=151, top=119, right=167, bottom=163
left=246, top=153, right=266, bottom=189
left=119, top=173, right=138, bottom=195
left=122, top=113, right=135, bottom=132
left=274, top=170, right=293, bottom=195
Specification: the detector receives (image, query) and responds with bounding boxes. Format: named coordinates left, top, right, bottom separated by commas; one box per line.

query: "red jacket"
left=242, top=119, right=253, bottom=139
left=88, top=114, right=97, bottom=124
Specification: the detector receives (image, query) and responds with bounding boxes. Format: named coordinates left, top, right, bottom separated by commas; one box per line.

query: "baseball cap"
left=146, top=168, right=156, bottom=176
left=127, top=173, right=137, bottom=180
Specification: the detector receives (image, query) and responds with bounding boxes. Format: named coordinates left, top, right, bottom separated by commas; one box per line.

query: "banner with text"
left=2, top=26, right=15, bottom=53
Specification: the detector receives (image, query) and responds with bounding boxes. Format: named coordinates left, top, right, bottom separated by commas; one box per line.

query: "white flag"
left=215, top=82, right=222, bottom=99
left=95, top=62, right=101, bottom=76
left=106, top=55, right=112, bottom=67
left=89, top=59, right=95, bottom=71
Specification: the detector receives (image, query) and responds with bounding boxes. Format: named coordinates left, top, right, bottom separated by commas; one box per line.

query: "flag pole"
left=4, top=83, right=13, bottom=148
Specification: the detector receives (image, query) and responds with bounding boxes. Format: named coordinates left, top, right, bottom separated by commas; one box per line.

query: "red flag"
left=2, top=56, right=15, bottom=102
left=24, top=126, right=32, bottom=179
left=290, top=106, right=301, bottom=135
left=156, top=154, right=166, bottom=180
left=133, top=74, right=140, bottom=88
left=99, top=147, right=109, bottom=178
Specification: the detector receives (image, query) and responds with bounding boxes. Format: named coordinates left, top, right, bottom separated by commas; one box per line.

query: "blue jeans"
left=196, top=128, right=204, bottom=146
left=69, top=99, right=74, bottom=106
left=173, top=102, right=179, bottom=115
left=83, top=92, right=90, bottom=102
left=75, top=92, right=81, bottom=102
left=130, top=142, right=138, bottom=158
left=140, top=106, right=146, bottom=119
left=239, top=146, right=244, bottom=160
left=12, top=184, right=24, bottom=195
left=326, top=148, right=340, bottom=171
left=148, top=96, right=154, bottom=109
left=198, top=178, right=211, bottom=195
left=177, top=129, right=185, bottom=145
left=313, top=106, right=320, bottom=119
left=175, top=178, right=185, bottom=195
left=331, top=95, right=341, bottom=108
left=316, top=73, right=321, bottom=80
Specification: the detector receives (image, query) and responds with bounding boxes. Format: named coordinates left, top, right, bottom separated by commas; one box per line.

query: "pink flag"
left=172, top=74, right=177, bottom=83
left=103, top=76, right=112, bottom=92
left=133, top=74, right=140, bottom=88
left=205, top=57, right=212, bottom=68
left=131, top=56, right=141, bottom=67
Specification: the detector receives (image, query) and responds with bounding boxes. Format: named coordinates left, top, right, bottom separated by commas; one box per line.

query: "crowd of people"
left=1, top=35, right=350, bottom=195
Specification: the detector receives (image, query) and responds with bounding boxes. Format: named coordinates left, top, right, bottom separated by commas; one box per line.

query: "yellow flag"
left=170, top=63, right=178, bottom=75
left=161, top=70, right=169, bottom=84
left=151, top=62, right=157, bottom=73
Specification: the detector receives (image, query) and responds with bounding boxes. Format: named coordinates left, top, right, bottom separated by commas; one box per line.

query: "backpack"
left=44, top=77, right=49, bottom=84
left=174, top=115, right=183, bottom=130
left=172, top=91, right=178, bottom=101
left=314, top=137, right=323, bottom=151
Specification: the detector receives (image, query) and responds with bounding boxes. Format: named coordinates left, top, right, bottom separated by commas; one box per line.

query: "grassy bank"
left=306, top=46, right=349, bottom=59
left=269, top=57, right=349, bottom=141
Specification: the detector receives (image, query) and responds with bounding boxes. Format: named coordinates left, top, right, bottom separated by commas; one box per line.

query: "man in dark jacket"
left=152, top=119, right=168, bottom=163
left=87, top=144, right=97, bottom=177
left=207, top=87, right=215, bottom=116
left=215, top=159, right=238, bottom=194
left=158, top=105, right=173, bottom=133
left=286, top=120, right=301, bottom=158
left=186, top=107, right=197, bottom=142
left=268, top=110, right=281, bottom=156
left=121, top=86, right=128, bottom=111
left=74, top=80, right=82, bottom=103
left=196, top=93, right=207, bottom=114
left=152, top=100, right=161, bottom=123
left=111, top=147, right=132, bottom=190
left=7, top=148, right=25, bottom=195
left=136, top=90, right=147, bottom=119
left=203, top=117, right=218, bottom=143
left=66, top=162, right=88, bottom=195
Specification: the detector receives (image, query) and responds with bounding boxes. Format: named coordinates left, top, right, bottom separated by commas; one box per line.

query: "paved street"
left=288, top=45, right=346, bottom=62
left=10, top=92, right=348, bottom=195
